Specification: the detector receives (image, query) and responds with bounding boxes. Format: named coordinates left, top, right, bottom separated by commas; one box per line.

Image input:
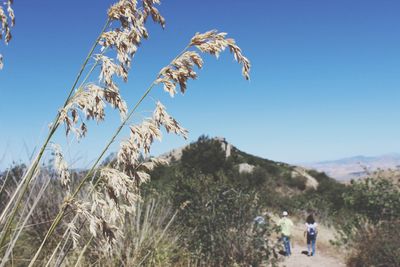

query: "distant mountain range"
left=301, top=153, right=400, bottom=181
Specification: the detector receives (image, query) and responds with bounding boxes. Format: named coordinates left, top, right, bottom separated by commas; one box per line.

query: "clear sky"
left=1, top=0, right=400, bottom=169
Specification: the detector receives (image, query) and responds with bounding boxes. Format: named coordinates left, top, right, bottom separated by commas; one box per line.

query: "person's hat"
left=282, top=211, right=288, bottom=216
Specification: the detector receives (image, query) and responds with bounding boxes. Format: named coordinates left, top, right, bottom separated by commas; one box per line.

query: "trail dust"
left=279, top=242, right=345, bottom=267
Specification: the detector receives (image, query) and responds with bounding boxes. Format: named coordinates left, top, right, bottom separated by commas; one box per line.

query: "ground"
left=280, top=242, right=345, bottom=267
left=271, top=216, right=346, bottom=267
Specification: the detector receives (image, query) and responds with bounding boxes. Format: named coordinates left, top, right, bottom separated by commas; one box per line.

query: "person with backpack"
left=304, top=214, right=318, bottom=256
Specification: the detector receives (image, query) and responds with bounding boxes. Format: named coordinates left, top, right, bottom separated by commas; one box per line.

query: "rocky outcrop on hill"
left=158, top=136, right=320, bottom=190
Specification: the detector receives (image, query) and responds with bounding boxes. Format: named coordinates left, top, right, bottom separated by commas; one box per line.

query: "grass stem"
left=0, top=18, right=110, bottom=260
left=28, top=45, right=190, bottom=265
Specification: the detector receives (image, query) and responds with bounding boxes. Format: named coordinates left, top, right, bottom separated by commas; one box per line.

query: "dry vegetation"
left=0, top=0, right=14, bottom=69
left=3, top=2, right=399, bottom=267
left=0, top=0, right=251, bottom=266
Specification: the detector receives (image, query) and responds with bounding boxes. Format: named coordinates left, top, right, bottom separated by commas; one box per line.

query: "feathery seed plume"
left=51, top=144, right=71, bottom=190
left=156, top=51, right=203, bottom=96
left=0, top=0, right=15, bottom=70
left=100, top=167, right=140, bottom=205
left=117, top=101, right=187, bottom=177
left=142, top=0, right=165, bottom=28
left=59, top=83, right=129, bottom=138
left=46, top=0, right=251, bottom=255
left=153, top=101, right=188, bottom=138
left=59, top=0, right=165, bottom=137
left=190, top=30, right=251, bottom=80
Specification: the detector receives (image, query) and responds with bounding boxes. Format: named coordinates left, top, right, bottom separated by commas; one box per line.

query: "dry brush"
left=0, top=0, right=250, bottom=266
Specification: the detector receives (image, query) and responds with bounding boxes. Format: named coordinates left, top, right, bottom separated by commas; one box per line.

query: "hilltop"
left=147, top=135, right=347, bottom=216
left=154, top=136, right=320, bottom=192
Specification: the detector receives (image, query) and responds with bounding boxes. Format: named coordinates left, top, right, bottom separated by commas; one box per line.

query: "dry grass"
left=0, top=0, right=15, bottom=70
left=0, top=0, right=251, bottom=266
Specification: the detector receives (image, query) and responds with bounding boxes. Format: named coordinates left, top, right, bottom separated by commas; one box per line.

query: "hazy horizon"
left=2, top=134, right=400, bottom=170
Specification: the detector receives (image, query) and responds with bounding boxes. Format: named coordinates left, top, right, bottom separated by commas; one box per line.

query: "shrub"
left=334, top=176, right=400, bottom=266
left=347, top=220, right=400, bottom=267
left=172, top=170, right=281, bottom=266
left=180, top=135, right=232, bottom=175
left=344, top=177, right=400, bottom=224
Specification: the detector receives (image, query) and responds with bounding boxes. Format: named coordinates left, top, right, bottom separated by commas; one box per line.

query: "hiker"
left=253, top=212, right=269, bottom=241
left=304, top=214, right=318, bottom=256
left=278, top=211, right=294, bottom=256
left=252, top=214, right=268, bottom=254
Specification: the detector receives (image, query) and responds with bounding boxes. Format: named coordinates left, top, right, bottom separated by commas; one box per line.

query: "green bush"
left=344, top=178, right=400, bottom=224
left=180, top=135, right=231, bottom=175
left=172, top=170, right=281, bottom=266
left=333, top=176, right=400, bottom=266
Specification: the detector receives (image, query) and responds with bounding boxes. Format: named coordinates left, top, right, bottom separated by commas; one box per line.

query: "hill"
left=154, top=136, right=320, bottom=192
left=147, top=135, right=347, bottom=217
left=143, top=135, right=348, bottom=265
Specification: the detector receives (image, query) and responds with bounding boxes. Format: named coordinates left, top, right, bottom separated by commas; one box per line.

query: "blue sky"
left=1, top=0, right=400, bottom=169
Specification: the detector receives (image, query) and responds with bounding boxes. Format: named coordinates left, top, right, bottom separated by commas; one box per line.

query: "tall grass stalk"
left=31, top=33, right=249, bottom=266
left=0, top=178, right=50, bottom=267
left=0, top=170, right=10, bottom=198
left=0, top=166, right=40, bottom=252
left=28, top=46, right=190, bottom=266
left=73, top=236, right=93, bottom=267
left=90, top=198, right=180, bottom=266
left=44, top=233, right=67, bottom=267
left=0, top=20, right=111, bottom=251
left=1, top=1, right=250, bottom=266
left=136, top=201, right=180, bottom=266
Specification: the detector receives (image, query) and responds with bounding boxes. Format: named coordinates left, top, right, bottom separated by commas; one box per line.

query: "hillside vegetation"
left=146, top=136, right=400, bottom=266
left=148, top=135, right=348, bottom=217
left=1, top=136, right=399, bottom=266
left=143, top=136, right=350, bottom=265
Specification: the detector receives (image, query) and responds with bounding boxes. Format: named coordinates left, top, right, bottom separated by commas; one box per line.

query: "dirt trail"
left=280, top=242, right=345, bottom=267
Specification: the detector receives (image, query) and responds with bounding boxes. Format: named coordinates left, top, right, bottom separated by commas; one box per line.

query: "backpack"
left=308, top=225, right=316, bottom=237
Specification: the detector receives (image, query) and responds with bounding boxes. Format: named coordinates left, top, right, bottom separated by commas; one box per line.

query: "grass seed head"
left=156, top=51, right=203, bottom=96
left=0, top=0, right=15, bottom=69
left=51, top=143, right=71, bottom=190
left=190, top=30, right=251, bottom=80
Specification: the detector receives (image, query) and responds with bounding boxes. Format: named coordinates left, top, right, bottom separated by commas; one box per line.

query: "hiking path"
left=280, top=242, right=345, bottom=267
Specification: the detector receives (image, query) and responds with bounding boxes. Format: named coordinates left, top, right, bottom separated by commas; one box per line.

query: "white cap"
left=282, top=211, right=288, bottom=216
